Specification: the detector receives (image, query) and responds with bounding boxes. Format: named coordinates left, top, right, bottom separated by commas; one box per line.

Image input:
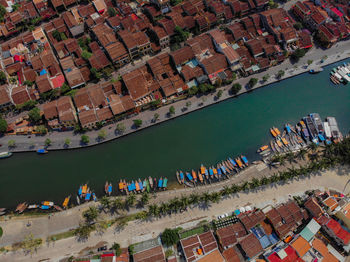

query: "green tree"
left=0, top=117, right=7, bottom=133
left=81, top=135, right=90, bottom=144
left=90, top=68, right=102, bottom=80
left=64, top=138, right=71, bottom=146
left=249, top=78, right=258, bottom=88
left=16, top=100, right=37, bottom=111
left=161, top=228, right=180, bottom=247
left=231, top=83, right=242, bottom=95
left=216, top=90, right=223, bottom=98
left=116, top=123, right=126, bottom=134
left=74, top=223, right=94, bottom=240
left=111, top=242, right=122, bottom=256
left=126, top=194, right=136, bottom=207
left=186, top=101, right=192, bottom=108
left=108, top=7, right=117, bottom=17
left=277, top=70, right=285, bottom=79
left=52, top=30, right=66, bottom=42
left=291, top=48, right=306, bottom=61
left=169, top=106, right=175, bottom=115
left=262, top=74, right=270, bottom=82
left=133, top=119, right=142, bottom=128
left=8, top=139, right=15, bottom=148
left=153, top=113, right=160, bottom=122
left=23, top=80, right=33, bottom=87
left=174, top=26, right=190, bottom=43
left=21, top=233, right=42, bottom=254
left=199, top=84, right=209, bottom=93
left=188, top=86, right=199, bottom=96
left=81, top=50, right=92, bottom=60
left=140, top=192, right=150, bottom=206
left=307, top=60, right=313, bottom=66
left=165, top=249, right=174, bottom=258
left=293, top=22, right=303, bottom=30
left=150, top=99, right=161, bottom=108
left=0, top=5, right=6, bottom=21
left=28, top=107, right=41, bottom=123
left=44, top=138, right=51, bottom=147
left=83, top=207, right=99, bottom=222
left=268, top=0, right=278, bottom=8
left=112, top=197, right=124, bottom=211
left=100, top=196, right=111, bottom=210
left=98, top=129, right=107, bottom=140
left=0, top=71, right=6, bottom=83
left=36, top=125, right=47, bottom=135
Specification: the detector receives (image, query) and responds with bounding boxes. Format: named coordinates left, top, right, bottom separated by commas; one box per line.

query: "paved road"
left=1, top=166, right=350, bottom=261
left=1, top=38, right=349, bottom=152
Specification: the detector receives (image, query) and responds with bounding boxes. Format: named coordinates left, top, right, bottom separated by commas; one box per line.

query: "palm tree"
left=126, top=195, right=136, bottom=208
left=210, top=192, right=221, bottom=203
left=240, top=182, right=249, bottom=191
left=201, top=192, right=211, bottom=205
left=249, top=178, right=260, bottom=189
left=286, top=152, right=295, bottom=164
left=180, top=196, right=189, bottom=209
left=297, top=148, right=307, bottom=160
left=159, top=202, right=170, bottom=215
left=307, top=143, right=318, bottom=153
left=148, top=204, right=159, bottom=217
left=100, top=196, right=111, bottom=211
left=140, top=192, right=150, bottom=206
left=230, top=184, right=240, bottom=193
left=221, top=186, right=232, bottom=196
left=113, top=197, right=124, bottom=211
left=260, top=176, right=269, bottom=185
left=189, top=193, right=200, bottom=205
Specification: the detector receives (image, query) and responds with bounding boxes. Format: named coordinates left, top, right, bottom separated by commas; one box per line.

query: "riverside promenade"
left=0, top=40, right=349, bottom=152
left=1, top=166, right=350, bottom=262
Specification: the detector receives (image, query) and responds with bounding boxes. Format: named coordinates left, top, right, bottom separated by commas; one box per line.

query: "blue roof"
left=268, top=233, right=279, bottom=245
left=259, top=235, right=272, bottom=249
left=234, top=209, right=240, bottom=215
left=40, top=69, right=47, bottom=75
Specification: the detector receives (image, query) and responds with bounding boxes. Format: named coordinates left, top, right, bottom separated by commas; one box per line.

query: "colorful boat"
left=186, top=172, right=193, bottom=182
left=257, top=145, right=269, bottom=152
left=162, top=177, right=168, bottom=189
left=197, top=171, right=204, bottom=183
left=281, top=138, right=288, bottom=146
left=143, top=179, right=147, bottom=190
left=93, top=193, right=97, bottom=201
left=229, top=157, right=237, bottom=167
left=76, top=195, right=80, bottom=205
left=204, top=167, right=209, bottom=179
left=241, top=155, right=248, bottom=166
left=176, top=171, right=183, bottom=184
left=217, top=166, right=222, bottom=178
left=138, top=179, right=144, bottom=192
left=270, top=128, right=277, bottom=137
left=148, top=177, right=153, bottom=188
left=220, top=163, right=227, bottom=175
left=200, top=165, right=206, bottom=175
left=85, top=192, right=91, bottom=201
left=235, top=158, right=243, bottom=169
left=0, top=152, right=13, bottom=159
left=37, top=149, right=48, bottom=154
left=274, top=127, right=281, bottom=136
left=154, top=178, right=157, bottom=189
left=16, top=202, right=28, bottom=213
left=158, top=177, right=163, bottom=188
left=41, top=205, right=50, bottom=210
left=105, top=181, right=109, bottom=194
left=42, top=201, right=54, bottom=206
left=276, top=140, right=283, bottom=148
left=135, top=180, right=140, bottom=192
left=54, top=205, right=63, bottom=211
left=119, top=180, right=124, bottom=193
left=192, top=170, right=197, bottom=182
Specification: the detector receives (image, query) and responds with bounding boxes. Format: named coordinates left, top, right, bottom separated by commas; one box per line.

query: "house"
left=170, top=46, right=195, bottom=68
left=335, top=200, right=350, bottom=229
left=238, top=210, right=265, bottom=232
left=304, top=197, right=324, bottom=219
left=32, top=0, right=56, bottom=19
left=323, top=218, right=350, bottom=246
left=122, top=66, right=161, bottom=106
left=62, top=11, right=84, bottom=37
left=266, top=244, right=303, bottom=262
left=311, top=238, right=338, bottom=262
left=196, top=249, right=225, bottom=262
left=216, top=222, right=247, bottom=250
left=60, top=56, right=85, bottom=88
left=239, top=233, right=263, bottom=259
left=149, top=26, right=170, bottom=49
left=132, top=238, right=165, bottom=262
left=222, top=246, right=244, bottom=262
left=88, top=41, right=110, bottom=70
left=200, top=53, right=229, bottom=85
left=10, top=86, right=31, bottom=105
left=290, top=236, right=311, bottom=258
left=180, top=231, right=218, bottom=262
left=118, top=30, right=151, bottom=59
left=299, top=219, right=321, bottom=242
left=0, top=85, right=12, bottom=110
left=150, top=0, right=170, bottom=14
left=36, top=74, right=54, bottom=93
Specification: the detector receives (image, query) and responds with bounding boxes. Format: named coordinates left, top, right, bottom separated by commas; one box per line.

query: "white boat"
left=0, top=152, right=12, bottom=159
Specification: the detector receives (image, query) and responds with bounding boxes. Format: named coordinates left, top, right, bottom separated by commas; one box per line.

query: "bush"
left=108, top=7, right=117, bottom=17
left=36, top=125, right=47, bottom=135
left=277, top=70, right=285, bottom=79
left=98, top=129, right=107, bottom=140
left=28, top=107, right=41, bottom=123
left=133, top=119, right=142, bottom=128
left=60, top=83, right=71, bottom=94
left=262, top=74, right=270, bottom=82
left=293, top=22, right=303, bottom=30
left=8, top=140, right=16, bottom=148
left=81, top=135, right=90, bottom=144
left=161, top=228, right=180, bottom=247
left=15, top=100, right=37, bottom=111
left=291, top=48, right=306, bottom=61
left=216, top=90, right=223, bottom=98
left=112, top=242, right=122, bottom=256
left=44, top=138, right=51, bottom=147
left=248, top=78, right=258, bottom=88
left=169, top=106, right=175, bottom=115
left=0, top=117, right=7, bottom=133
left=81, top=50, right=92, bottom=60
left=0, top=71, right=7, bottom=83
left=231, top=83, right=242, bottom=95
left=188, top=86, right=198, bottom=96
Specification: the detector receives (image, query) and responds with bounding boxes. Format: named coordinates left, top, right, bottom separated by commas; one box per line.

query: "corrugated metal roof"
left=300, top=227, right=314, bottom=242
left=306, top=218, right=321, bottom=234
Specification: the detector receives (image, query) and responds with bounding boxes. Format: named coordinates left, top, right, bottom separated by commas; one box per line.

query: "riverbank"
left=1, top=166, right=350, bottom=261
left=1, top=40, right=349, bottom=153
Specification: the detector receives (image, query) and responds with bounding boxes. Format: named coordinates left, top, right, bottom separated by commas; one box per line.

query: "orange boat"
left=270, top=128, right=277, bottom=137
left=62, top=196, right=70, bottom=208
left=235, top=158, right=243, bottom=168
left=135, top=181, right=140, bottom=191
left=119, top=181, right=124, bottom=192
left=192, top=170, right=197, bottom=181
left=213, top=168, right=218, bottom=175
left=282, top=137, right=288, bottom=146
left=200, top=165, right=206, bottom=175
left=258, top=145, right=269, bottom=152
left=274, top=127, right=281, bottom=136
left=276, top=140, right=283, bottom=148
left=82, top=184, right=88, bottom=194
left=198, top=171, right=204, bottom=183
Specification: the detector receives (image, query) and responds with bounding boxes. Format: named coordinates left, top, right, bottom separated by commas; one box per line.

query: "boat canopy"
left=221, top=166, right=226, bottom=173
left=85, top=193, right=91, bottom=200
left=209, top=169, right=214, bottom=176
left=158, top=179, right=163, bottom=187
left=318, top=134, right=325, bottom=141
left=163, top=178, right=168, bottom=187
left=286, top=125, right=291, bottom=133
left=229, top=158, right=237, bottom=166
left=41, top=205, right=50, bottom=210
left=242, top=156, right=248, bottom=164
left=108, top=185, right=112, bottom=193
left=78, top=187, right=82, bottom=195
left=139, top=182, right=143, bottom=190
left=180, top=172, right=184, bottom=179
left=200, top=166, right=206, bottom=174
left=186, top=173, right=193, bottom=181
left=217, top=168, right=222, bottom=175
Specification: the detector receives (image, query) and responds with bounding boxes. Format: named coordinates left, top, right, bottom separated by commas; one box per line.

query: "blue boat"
left=37, top=149, right=48, bottom=154
left=217, top=167, right=222, bottom=176
left=139, top=181, right=143, bottom=191
left=162, top=177, right=168, bottom=188
left=85, top=193, right=91, bottom=201
left=241, top=155, right=248, bottom=166
left=93, top=193, right=97, bottom=201
left=108, top=185, right=112, bottom=194
left=285, top=124, right=291, bottom=134
left=158, top=178, right=163, bottom=188
left=209, top=168, right=214, bottom=177
left=318, top=134, right=325, bottom=142
left=180, top=172, right=184, bottom=181
left=221, top=165, right=227, bottom=174
left=186, top=173, right=193, bottom=181
left=128, top=184, right=133, bottom=192
left=204, top=169, right=209, bottom=179
left=78, top=186, right=82, bottom=196
left=40, top=205, right=50, bottom=210
left=229, top=158, right=237, bottom=167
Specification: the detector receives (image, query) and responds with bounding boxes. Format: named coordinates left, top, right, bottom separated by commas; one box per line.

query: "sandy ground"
left=1, top=165, right=350, bottom=262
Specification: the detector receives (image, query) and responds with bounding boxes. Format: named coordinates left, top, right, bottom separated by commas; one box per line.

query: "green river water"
left=1, top=60, right=350, bottom=208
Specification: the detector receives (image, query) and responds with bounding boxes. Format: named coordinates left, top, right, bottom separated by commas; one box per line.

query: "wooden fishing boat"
left=148, top=176, right=153, bottom=188
left=0, top=208, right=6, bottom=212
left=257, top=145, right=269, bottom=153
left=281, top=137, right=289, bottom=146
left=213, top=166, right=218, bottom=179
left=176, top=171, right=182, bottom=184
left=62, top=196, right=70, bottom=209
left=192, top=170, right=197, bottom=183
left=270, top=128, right=277, bottom=137
left=105, top=181, right=109, bottom=194
left=135, top=179, right=140, bottom=192
left=224, top=160, right=233, bottom=172
left=274, top=127, right=281, bottom=136
left=241, top=155, right=248, bottom=167
left=76, top=195, right=80, bottom=205
left=184, top=180, right=194, bottom=187
left=53, top=205, right=63, bottom=211
left=143, top=179, right=147, bottom=192
left=16, top=202, right=28, bottom=213
left=158, top=177, right=163, bottom=189
left=197, top=171, right=204, bottom=183
left=235, top=158, right=243, bottom=169
left=200, top=164, right=206, bottom=175
left=162, top=177, right=168, bottom=190
left=153, top=178, right=157, bottom=190
left=226, top=160, right=234, bottom=170
left=118, top=180, right=124, bottom=193
left=125, top=180, right=129, bottom=195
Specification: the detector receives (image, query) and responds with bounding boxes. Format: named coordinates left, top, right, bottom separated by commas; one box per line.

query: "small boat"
left=208, top=167, right=214, bottom=179
left=53, top=205, right=63, bottom=211
left=119, top=180, right=124, bottom=193
left=105, top=181, right=109, bottom=195
left=143, top=179, right=147, bottom=190
left=124, top=180, right=129, bottom=195
left=270, top=128, right=277, bottom=137
left=186, top=172, right=193, bottom=182
left=16, top=202, right=28, bottom=213
left=217, top=166, right=222, bottom=179
left=153, top=178, right=157, bottom=190
left=241, top=155, right=248, bottom=166
left=138, top=179, right=144, bottom=192
left=281, top=138, right=288, bottom=146
left=0, top=208, right=6, bottom=212
left=176, top=171, right=183, bottom=184
left=42, top=201, right=54, bottom=206
left=204, top=167, right=209, bottom=179
left=162, top=177, right=168, bottom=189
left=93, top=193, right=97, bottom=201
left=85, top=192, right=91, bottom=201
left=0, top=152, right=13, bottom=159
left=184, top=180, right=194, bottom=187
left=235, top=158, right=243, bottom=169
left=200, top=164, right=206, bottom=175
left=81, top=184, right=88, bottom=196
left=274, top=127, right=281, bottom=136
left=225, top=160, right=234, bottom=170
left=135, top=180, right=140, bottom=192
left=257, top=145, right=269, bottom=153
left=276, top=139, right=283, bottom=148
left=62, top=196, right=70, bottom=208
left=222, top=161, right=232, bottom=172
left=198, top=171, right=204, bottom=183
left=213, top=167, right=218, bottom=179
left=27, top=205, right=38, bottom=209
left=158, top=177, right=163, bottom=188
left=229, top=157, right=237, bottom=167
left=148, top=176, right=153, bottom=188
left=219, top=163, right=228, bottom=175
left=37, top=149, right=48, bottom=154
left=108, top=183, right=112, bottom=195
left=41, top=205, right=50, bottom=210
left=192, top=170, right=197, bottom=183
left=76, top=195, right=80, bottom=205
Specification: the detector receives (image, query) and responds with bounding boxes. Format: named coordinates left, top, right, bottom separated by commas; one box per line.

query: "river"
left=1, top=60, right=350, bottom=208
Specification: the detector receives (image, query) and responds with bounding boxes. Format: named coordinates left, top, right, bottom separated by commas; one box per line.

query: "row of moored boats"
left=330, top=63, right=350, bottom=85
left=176, top=155, right=249, bottom=187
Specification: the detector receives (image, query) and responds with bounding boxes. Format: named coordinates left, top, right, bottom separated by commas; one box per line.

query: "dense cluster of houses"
left=292, top=0, right=350, bottom=48
left=73, top=189, right=350, bottom=262
left=0, top=0, right=347, bottom=132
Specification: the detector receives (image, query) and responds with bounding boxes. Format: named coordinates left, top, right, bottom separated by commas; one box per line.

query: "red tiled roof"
left=239, top=233, right=263, bottom=259
left=326, top=219, right=350, bottom=245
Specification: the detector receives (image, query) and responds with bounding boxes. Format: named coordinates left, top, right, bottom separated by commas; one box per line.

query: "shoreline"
left=1, top=46, right=349, bottom=153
